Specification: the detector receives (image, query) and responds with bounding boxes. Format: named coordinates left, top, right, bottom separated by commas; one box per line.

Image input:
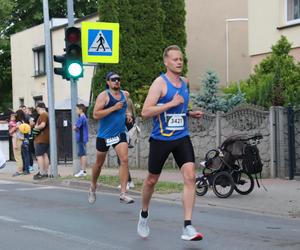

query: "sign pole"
left=42, top=0, right=58, bottom=177
left=67, top=0, right=80, bottom=174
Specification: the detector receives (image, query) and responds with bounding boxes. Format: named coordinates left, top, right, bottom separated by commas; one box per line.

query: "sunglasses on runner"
left=110, top=77, right=120, bottom=83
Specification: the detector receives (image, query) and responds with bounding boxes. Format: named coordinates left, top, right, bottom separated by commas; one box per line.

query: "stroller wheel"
left=212, top=171, right=234, bottom=198
left=195, top=177, right=208, bottom=196
left=233, top=170, right=254, bottom=195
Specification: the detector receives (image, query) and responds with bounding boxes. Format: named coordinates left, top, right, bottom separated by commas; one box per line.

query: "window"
left=33, top=46, right=46, bottom=76
left=19, top=98, right=24, bottom=107
left=33, top=96, right=43, bottom=107
left=286, top=0, right=300, bottom=24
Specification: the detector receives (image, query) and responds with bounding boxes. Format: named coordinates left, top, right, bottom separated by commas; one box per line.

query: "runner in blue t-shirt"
left=88, top=71, right=134, bottom=204
left=137, top=45, right=204, bottom=241
left=73, top=103, right=89, bottom=177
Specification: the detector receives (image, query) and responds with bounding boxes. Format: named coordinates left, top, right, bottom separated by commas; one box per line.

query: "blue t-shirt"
left=76, top=114, right=89, bottom=143
left=150, top=73, right=189, bottom=141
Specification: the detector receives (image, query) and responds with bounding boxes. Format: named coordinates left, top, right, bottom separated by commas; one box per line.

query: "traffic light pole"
left=42, top=0, right=58, bottom=177
left=67, top=0, right=80, bottom=174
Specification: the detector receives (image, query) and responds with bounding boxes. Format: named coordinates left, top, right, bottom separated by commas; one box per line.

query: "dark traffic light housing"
left=65, top=26, right=83, bottom=79
left=53, top=54, right=69, bottom=80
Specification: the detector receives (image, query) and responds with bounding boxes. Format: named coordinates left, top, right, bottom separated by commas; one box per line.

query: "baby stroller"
left=195, top=133, right=263, bottom=198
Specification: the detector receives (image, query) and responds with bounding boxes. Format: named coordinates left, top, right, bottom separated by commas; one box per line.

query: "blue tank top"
left=151, top=73, right=189, bottom=141
left=97, top=90, right=127, bottom=139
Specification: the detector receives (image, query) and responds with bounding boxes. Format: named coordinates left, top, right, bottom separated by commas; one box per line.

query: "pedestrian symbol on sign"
left=88, top=29, right=112, bottom=56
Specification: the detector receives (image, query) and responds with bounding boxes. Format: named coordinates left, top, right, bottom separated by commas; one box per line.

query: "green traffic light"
left=67, top=62, right=83, bottom=78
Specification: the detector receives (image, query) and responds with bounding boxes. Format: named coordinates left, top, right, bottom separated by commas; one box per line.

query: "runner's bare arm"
left=123, top=91, right=133, bottom=123
left=93, top=91, right=121, bottom=120
left=184, top=78, right=204, bottom=119
left=141, top=77, right=184, bottom=118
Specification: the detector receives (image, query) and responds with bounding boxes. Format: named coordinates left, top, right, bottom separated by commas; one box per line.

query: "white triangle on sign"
left=88, top=31, right=112, bottom=53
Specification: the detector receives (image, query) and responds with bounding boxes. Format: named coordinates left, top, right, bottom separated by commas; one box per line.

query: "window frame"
left=32, top=45, right=46, bottom=77
left=285, top=0, right=300, bottom=25
left=33, top=95, right=43, bottom=107
left=19, top=98, right=24, bottom=107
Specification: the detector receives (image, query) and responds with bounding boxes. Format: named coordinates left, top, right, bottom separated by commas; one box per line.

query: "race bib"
left=166, top=113, right=186, bottom=130
left=105, top=136, right=120, bottom=146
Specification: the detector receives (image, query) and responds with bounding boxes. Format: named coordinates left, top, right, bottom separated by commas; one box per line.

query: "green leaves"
left=191, top=70, right=245, bottom=113
left=232, top=36, right=300, bottom=108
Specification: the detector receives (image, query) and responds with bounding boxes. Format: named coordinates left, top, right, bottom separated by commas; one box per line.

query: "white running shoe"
left=74, top=170, right=87, bottom=177
left=181, top=225, right=204, bottom=241
left=137, top=211, right=150, bottom=238
left=128, top=181, right=135, bottom=188
left=120, top=193, right=134, bottom=204
left=88, top=187, right=96, bottom=204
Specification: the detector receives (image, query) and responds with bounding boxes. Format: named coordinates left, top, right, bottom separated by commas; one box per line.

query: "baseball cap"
left=106, top=71, right=119, bottom=80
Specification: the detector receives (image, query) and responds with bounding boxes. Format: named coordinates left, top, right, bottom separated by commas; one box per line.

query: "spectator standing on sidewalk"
left=73, top=103, right=89, bottom=177
left=12, top=110, right=25, bottom=176
left=33, top=102, right=49, bottom=180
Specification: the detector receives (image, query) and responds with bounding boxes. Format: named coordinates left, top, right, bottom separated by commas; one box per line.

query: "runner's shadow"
left=182, top=247, right=203, bottom=250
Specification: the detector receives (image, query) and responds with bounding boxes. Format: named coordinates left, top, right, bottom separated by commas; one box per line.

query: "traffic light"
left=53, top=54, right=69, bottom=80
left=65, top=26, right=83, bottom=79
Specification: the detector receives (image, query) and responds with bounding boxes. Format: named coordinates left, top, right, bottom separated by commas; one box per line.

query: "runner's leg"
left=91, top=151, right=107, bottom=191
left=142, top=173, right=160, bottom=211
left=181, top=162, right=196, bottom=220
left=114, top=142, right=128, bottom=194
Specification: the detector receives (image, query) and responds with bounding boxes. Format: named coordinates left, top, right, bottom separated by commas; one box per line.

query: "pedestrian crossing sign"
left=81, top=22, right=120, bottom=63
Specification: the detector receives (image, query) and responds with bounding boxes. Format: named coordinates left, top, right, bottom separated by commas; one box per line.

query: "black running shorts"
left=96, top=132, right=128, bottom=152
left=148, top=136, right=195, bottom=174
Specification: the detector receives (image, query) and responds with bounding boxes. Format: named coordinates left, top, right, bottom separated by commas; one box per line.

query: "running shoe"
left=128, top=181, right=135, bottom=188
left=181, top=225, right=204, bottom=241
left=88, top=187, right=96, bottom=204
left=137, top=211, right=150, bottom=238
left=74, top=170, right=87, bottom=177
left=33, top=172, right=48, bottom=180
left=120, top=193, right=134, bottom=204
left=12, top=172, right=23, bottom=177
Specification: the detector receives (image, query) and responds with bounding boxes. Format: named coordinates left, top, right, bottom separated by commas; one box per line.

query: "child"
left=73, top=104, right=89, bottom=177
left=8, top=113, right=17, bottom=148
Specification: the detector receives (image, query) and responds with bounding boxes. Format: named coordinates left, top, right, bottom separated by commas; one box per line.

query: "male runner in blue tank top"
left=137, top=45, right=204, bottom=241
left=88, top=71, right=134, bottom=204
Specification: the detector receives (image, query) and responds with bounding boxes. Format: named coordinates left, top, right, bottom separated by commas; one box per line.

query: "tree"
left=161, top=0, right=187, bottom=74
left=224, top=36, right=300, bottom=108
left=0, top=0, right=98, bottom=112
left=191, top=70, right=244, bottom=113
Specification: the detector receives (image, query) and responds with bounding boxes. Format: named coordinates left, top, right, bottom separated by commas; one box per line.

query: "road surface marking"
left=16, top=186, right=58, bottom=191
left=0, top=180, right=15, bottom=184
left=0, top=216, right=23, bottom=223
left=21, top=225, right=128, bottom=250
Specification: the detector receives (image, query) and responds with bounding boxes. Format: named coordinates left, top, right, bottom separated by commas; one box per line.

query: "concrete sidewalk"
left=1, top=161, right=300, bottom=219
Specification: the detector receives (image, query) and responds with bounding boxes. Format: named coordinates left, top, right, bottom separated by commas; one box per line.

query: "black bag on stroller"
left=220, top=133, right=264, bottom=187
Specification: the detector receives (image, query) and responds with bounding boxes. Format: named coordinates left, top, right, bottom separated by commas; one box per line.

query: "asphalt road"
left=0, top=180, right=299, bottom=250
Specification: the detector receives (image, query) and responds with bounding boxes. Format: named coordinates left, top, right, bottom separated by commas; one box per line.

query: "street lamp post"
left=226, top=18, right=248, bottom=87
